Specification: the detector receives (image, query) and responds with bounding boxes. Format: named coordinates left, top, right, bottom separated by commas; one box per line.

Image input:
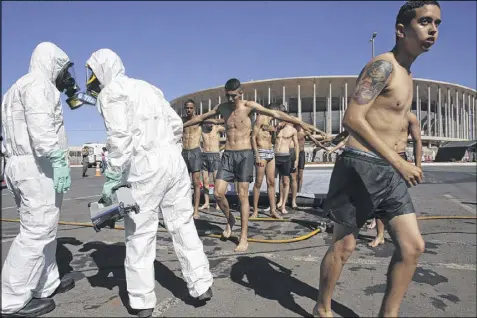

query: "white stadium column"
left=208, top=98, right=211, bottom=112
left=254, top=88, right=257, bottom=102
left=339, top=89, right=343, bottom=132
left=456, top=91, right=460, bottom=138
left=467, top=93, right=474, bottom=139
left=327, top=81, right=332, bottom=134
left=200, top=101, right=203, bottom=115
left=345, top=82, right=348, bottom=111
left=268, top=86, right=271, bottom=105
left=313, top=81, right=317, bottom=127
left=438, top=87, right=442, bottom=137
left=472, top=96, right=477, bottom=140
left=427, top=85, right=431, bottom=136
left=416, top=84, right=420, bottom=125
left=298, top=84, right=302, bottom=120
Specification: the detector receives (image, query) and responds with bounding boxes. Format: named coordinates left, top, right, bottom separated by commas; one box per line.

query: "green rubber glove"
left=102, top=169, right=123, bottom=204
left=49, top=149, right=71, bottom=193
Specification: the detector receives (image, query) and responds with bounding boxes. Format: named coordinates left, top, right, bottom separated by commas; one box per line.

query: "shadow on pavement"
left=230, top=256, right=359, bottom=317
left=56, top=237, right=83, bottom=278
left=78, top=241, right=209, bottom=315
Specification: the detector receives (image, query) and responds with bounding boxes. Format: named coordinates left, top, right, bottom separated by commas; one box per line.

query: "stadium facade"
left=171, top=76, right=477, bottom=148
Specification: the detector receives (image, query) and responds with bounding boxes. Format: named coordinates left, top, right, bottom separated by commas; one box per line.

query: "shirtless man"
left=251, top=103, right=282, bottom=219
left=183, top=78, right=321, bottom=252
left=275, top=112, right=298, bottom=215
left=200, top=121, right=225, bottom=211
left=314, top=2, right=440, bottom=316
left=369, top=110, right=422, bottom=248
left=181, top=99, right=202, bottom=219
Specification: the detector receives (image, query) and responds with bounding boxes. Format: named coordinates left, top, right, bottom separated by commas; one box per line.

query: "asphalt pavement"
left=1, top=165, right=476, bottom=317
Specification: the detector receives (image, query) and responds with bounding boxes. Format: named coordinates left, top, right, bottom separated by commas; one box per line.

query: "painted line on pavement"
left=444, top=194, right=476, bottom=215
left=1, top=194, right=101, bottom=210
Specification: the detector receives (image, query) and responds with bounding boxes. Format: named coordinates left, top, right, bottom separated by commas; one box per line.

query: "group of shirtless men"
left=180, top=1, right=440, bottom=316
left=181, top=79, right=328, bottom=253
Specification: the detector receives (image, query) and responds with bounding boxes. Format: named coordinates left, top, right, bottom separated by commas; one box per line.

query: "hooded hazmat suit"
left=1, top=42, right=70, bottom=314
left=86, top=49, right=213, bottom=310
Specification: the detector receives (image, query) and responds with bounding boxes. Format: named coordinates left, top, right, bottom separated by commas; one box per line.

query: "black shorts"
left=298, top=150, right=305, bottom=170
left=216, top=149, right=254, bottom=183
left=182, top=147, right=202, bottom=173
left=275, top=154, right=291, bottom=178
left=290, top=148, right=297, bottom=173
left=324, top=147, right=415, bottom=229
left=202, top=152, right=220, bottom=172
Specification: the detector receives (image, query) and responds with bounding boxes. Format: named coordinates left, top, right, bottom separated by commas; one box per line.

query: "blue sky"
left=2, top=1, right=476, bottom=146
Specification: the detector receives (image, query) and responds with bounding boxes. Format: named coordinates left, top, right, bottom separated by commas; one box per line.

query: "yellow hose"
left=0, top=217, right=321, bottom=244
left=1, top=214, right=475, bottom=244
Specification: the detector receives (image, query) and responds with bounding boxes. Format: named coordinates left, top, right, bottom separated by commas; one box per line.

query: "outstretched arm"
left=327, top=136, right=349, bottom=153
left=342, top=59, right=404, bottom=168
left=408, top=112, right=422, bottom=168
left=204, top=118, right=225, bottom=125
left=304, top=130, right=328, bottom=151
left=183, top=104, right=220, bottom=128
left=244, top=100, right=318, bottom=134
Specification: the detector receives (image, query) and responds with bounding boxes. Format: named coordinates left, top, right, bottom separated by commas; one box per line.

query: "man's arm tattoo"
left=352, top=60, right=393, bottom=105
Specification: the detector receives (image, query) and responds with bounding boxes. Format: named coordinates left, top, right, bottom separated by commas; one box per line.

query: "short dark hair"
left=225, top=78, right=241, bottom=91
left=396, top=1, right=440, bottom=41
left=184, top=99, right=195, bottom=106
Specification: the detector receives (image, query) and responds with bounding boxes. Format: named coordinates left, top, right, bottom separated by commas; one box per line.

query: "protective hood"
left=28, top=42, right=71, bottom=84
left=86, top=49, right=125, bottom=87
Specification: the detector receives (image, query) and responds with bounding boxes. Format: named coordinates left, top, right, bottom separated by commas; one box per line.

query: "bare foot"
left=271, top=211, right=283, bottom=219
left=234, top=238, right=249, bottom=252
left=215, top=204, right=219, bottom=210
left=276, top=203, right=282, bottom=210
left=368, top=235, right=385, bottom=248
left=193, top=213, right=200, bottom=220
left=367, top=219, right=376, bottom=229
left=222, top=214, right=236, bottom=238
left=291, top=203, right=298, bottom=209
left=312, top=303, right=333, bottom=317
left=280, top=208, right=288, bottom=215
left=200, top=203, right=209, bottom=210
left=250, top=211, right=259, bottom=219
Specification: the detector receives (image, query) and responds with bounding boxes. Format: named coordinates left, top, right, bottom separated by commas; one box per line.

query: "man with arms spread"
left=274, top=116, right=299, bottom=215
left=314, top=2, right=440, bottom=317
left=369, top=110, right=422, bottom=248
left=251, top=103, right=282, bottom=219
left=86, top=49, right=213, bottom=318
left=182, top=99, right=203, bottom=219
left=183, top=78, right=322, bottom=252
left=200, top=120, right=225, bottom=211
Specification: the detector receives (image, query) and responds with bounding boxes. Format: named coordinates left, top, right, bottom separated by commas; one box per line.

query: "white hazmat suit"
left=1, top=42, right=70, bottom=314
left=86, top=49, right=213, bottom=310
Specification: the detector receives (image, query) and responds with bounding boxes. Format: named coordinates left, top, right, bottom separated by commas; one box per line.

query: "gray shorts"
left=202, top=152, right=220, bottom=172
left=324, top=146, right=415, bottom=229
left=182, top=147, right=202, bottom=173
left=216, top=149, right=254, bottom=183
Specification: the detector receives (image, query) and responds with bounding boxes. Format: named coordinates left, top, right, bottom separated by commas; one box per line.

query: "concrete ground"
left=1, top=165, right=476, bottom=317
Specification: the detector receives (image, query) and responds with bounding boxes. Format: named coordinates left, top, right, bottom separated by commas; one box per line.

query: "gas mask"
left=55, top=62, right=86, bottom=110
left=85, top=66, right=102, bottom=98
